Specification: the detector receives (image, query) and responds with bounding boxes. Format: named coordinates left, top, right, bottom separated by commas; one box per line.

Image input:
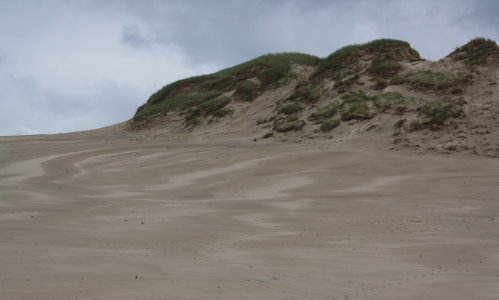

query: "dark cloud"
left=0, top=49, right=5, bottom=64
left=121, top=26, right=150, bottom=48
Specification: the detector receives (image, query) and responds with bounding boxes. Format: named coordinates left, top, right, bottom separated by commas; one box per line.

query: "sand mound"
left=124, top=38, right=499, bottom=157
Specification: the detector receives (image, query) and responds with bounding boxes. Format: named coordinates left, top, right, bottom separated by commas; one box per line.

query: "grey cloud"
left=121, top=26, right=150, bottom=48
left=0, top=72, right=142, bottom=135
left=459, top=0, right=499, bottom=30
left=113, top=0, right=337, bottom=65
left=111, top=0, right=499, bottom=66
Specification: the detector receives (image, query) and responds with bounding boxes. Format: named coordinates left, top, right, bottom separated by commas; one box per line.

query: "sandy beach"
left=1, top=132, right=498, bottom=299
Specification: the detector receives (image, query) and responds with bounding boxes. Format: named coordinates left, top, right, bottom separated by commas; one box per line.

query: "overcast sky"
left=1, top=0, right=498, bottom=135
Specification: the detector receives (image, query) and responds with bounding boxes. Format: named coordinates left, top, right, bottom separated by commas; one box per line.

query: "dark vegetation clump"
left=183, top=96, right=233, bottom=126
left=342, top=102, right=373, bottom=121
left=374, top=92, right=417, bottom=114
left=449, top=37, right=499, bottom=66
left=370, top=55, right=402, bottom=77
left=309, top=103, right=339, bottom=122
left=235, top=80, right=261, bottom=101
left=289, top=85, right=323, bottom=103
left=334, top=74, right=360, bottom=92
left=256, top=118, right=270, bottom=125
left=198, top=96, right=232, bottom=116
left=262, top=132, right=274, bottom=139
left=319, top=119, right=340, bottom=132
left=278, top=103, right=303, bottom=115
left=372, top=81, right=388, bottom=90
left=273, top=117, right=306, bottom=132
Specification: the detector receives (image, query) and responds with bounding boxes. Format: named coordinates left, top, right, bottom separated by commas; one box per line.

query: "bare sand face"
left=0, top=133, right=498, bottom=299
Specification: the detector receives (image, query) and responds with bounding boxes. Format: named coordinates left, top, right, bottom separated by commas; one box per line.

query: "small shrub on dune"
left=371, top=56, right=402, bottom=77
left=309, top=103, right=339, bottom=122
left=278, top=103, right=303, bottom=115
left=198, top=96, right=231, bottom=115
left=340, top=91, right=376, bottom=121
left=374, top=92, right=417, bottom=114
left=235, top=80, right=261, bottom=101
left=291, top=85, right=322, bottom=103
left=273, top=117, right=306, bottom=132
left=417, top=98, right=463, bottom=125
left=319, top=119, right=340, bottom=132
left=342, top=102, right=374, bottom=121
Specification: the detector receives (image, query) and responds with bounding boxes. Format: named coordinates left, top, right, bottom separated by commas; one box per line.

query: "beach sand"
left=1, top=132, right=498, bottom=299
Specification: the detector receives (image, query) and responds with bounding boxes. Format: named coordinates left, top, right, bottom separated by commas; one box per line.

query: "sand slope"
left=0, top=133, right=498, bottom=299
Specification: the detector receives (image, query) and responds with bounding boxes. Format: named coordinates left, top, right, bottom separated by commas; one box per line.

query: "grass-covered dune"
left=134, top=39, right=420, bottom=121
left=135, top=53, right=320, bottom=118
left=133, top=37, right=497, bottom=125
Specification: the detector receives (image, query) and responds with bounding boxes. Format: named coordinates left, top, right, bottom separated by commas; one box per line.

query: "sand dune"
left=1, top=133, right=498, bottom=299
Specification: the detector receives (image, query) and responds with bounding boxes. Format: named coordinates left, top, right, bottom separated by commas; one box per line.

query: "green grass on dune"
left=212, top=52, right=319, bottom=80
left=374, top=92, right=418, bottom=114
left=278, top=102, right=303, bottom=115
left=392, top=70, right=472, bottom=90
left=450, top=37, right=499, bottom=65
left=418, top=98, right=463, bottom=125
left=135, top=91, right=223, bottom=119
left=290, top=84, right=323, bottom=103
left=234, top=80, right=261, bottom=101
left=370, top=56, right=402, bottom=77
left=340, top=91, right=377, bottom=121
left=315, top=39, right=417, bottom=76
left=144, top=52, right=320, bottom=108
left=319, top=119, right=340, bottom=132
left=273, top=117, right=306, bottom=132
left=135, top=37, right=498, bottom=125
